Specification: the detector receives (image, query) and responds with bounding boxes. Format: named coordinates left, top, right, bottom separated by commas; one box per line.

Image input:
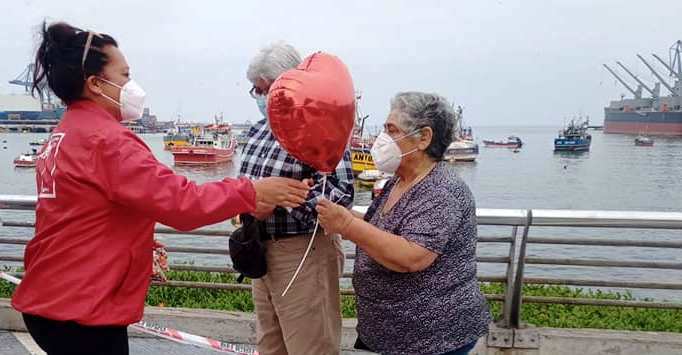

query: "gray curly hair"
left=390, top=92, right=456, bottom=160
left=246, top=41, right=302, bottom=84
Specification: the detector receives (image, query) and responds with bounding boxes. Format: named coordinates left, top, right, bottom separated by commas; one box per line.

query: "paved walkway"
left=0, top=331, right=373, bottom=355
left=0, top=331, right=30, bottom=355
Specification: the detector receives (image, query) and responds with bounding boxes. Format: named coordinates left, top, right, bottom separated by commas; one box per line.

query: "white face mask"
left=99, top=78, right=147, bottom=122
left=370, top=131, right=420, bottom=173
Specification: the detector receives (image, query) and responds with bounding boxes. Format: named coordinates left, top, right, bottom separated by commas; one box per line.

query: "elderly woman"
left=317, top=92, right=491, bottom=355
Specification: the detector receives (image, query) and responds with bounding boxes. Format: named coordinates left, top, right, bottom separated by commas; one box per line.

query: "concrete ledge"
left=530, top=326, right=682, bottom=355
left=4, top=298, right=682, bottom=354
left=0, top=299, right=361, bottom=350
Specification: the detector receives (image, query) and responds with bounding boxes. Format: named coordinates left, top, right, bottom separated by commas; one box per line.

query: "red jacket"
left=12, top=100, right=256, bottom=326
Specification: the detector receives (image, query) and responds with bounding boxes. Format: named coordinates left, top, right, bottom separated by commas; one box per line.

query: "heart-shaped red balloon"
left=267, top=52, right=355, bottom=173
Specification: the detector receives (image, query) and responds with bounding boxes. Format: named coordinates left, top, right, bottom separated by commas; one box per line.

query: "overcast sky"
left=1, top=0, right=681, bottom=126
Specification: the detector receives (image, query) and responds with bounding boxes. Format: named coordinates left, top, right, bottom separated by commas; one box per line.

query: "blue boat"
left=554, top=119, right=592, bottom=152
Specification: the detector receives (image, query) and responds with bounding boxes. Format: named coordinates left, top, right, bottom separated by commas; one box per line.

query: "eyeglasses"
left=81, top=31, right=103, bottom=72
left=249, top=86, right=267, bottom=99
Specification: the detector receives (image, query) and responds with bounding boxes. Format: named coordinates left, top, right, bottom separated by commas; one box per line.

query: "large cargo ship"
left=0, top=95, right=62, bottom=120
left=603, top=41, right=682, bottom=136
left=0, top=94, right=63, bottom=133
left=1, top=64, right=64, bottom=132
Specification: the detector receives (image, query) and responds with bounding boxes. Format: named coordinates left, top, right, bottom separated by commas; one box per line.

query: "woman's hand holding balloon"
left=316, top=198, right=354, bottom=235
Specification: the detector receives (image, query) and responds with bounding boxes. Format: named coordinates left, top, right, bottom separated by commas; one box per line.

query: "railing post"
left=501, top=226, right=518, bottom=328
left=510, top=209, right=533, bottom=329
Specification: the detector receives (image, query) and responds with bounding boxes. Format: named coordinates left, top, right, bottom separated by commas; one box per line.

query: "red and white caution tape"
left=0, top=271, right=22, bottom=285
left=0, top=271, right=257, bottom=355
left=131, top=321, right=256, bottom=354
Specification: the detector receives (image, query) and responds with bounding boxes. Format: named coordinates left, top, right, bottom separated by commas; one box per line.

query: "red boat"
left=350, top=134, right=375, bottom=149
left=171, top=133, right=237, bottom=165
left=14, top=151, right=37, bottom=168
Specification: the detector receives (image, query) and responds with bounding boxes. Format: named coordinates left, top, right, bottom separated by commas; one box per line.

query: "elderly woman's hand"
left=316, top=198, right=354, bottom=235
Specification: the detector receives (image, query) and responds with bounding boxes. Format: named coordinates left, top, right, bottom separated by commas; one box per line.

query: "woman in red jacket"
left=11, top=22, right=309, bottom=355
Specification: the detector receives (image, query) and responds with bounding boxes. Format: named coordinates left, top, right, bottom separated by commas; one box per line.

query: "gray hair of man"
left=390, top=92, right=456, bottom=160
left=246, top=42, right=303, bottom=85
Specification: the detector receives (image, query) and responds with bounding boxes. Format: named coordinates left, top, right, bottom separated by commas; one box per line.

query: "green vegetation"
left=2, top=270, right=682, bottom=333
left=0, top=279, right=14, bottom=299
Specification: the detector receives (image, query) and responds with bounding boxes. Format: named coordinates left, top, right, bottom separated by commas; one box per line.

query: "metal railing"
left=2, top=195, right=682, bottom=330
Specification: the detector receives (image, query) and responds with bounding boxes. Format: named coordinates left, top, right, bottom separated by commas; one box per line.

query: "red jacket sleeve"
left=103, top=129, right=256, bottom=231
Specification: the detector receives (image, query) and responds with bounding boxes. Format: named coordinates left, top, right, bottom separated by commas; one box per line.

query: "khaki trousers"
left=252, top=234, right=344, bottom=355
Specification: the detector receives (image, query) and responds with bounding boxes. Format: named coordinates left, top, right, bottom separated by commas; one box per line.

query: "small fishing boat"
left=634, top=136, right=654, bottom=146
left=236, top=131, right=250, bottom=146
left=483, top=136, right=523, bottom=148
left=634, top=118, right=654, bottom=146
left=444, top=106, right=479, bottom=162
left=554, top=118, right=592, bottom=152
left=14, top=149, right=38, bottom=168
left=372, top=177, right=391, bottom=200
left=350, top=95, right=379, bottom=175
left=444, top=140, right=479, bottom=162
left=357, top=170, right=392, bottom=188
left=350, top=148, right=376, bottom=175
left=163, top=132, right=192, bottom=150
left=171, top=133, right=237, bottom=165
left=29, top=138, right=47, bottom=146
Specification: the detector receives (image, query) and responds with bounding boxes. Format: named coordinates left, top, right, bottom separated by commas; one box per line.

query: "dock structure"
left=0, top=119, right=59, bottom=133
left=1, top=195, right=682, bottom=354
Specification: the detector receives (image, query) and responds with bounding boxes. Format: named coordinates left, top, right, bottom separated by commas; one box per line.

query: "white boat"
left=444, top=106, right=479, bottom=162
left=372, top=177, right=391, bottom=200
left=444, top=139, right=479, bottom=162
left=357, top=169, right=392, bottom=183
left=634, top=136, right=654, bottom=146
left=483, top=136, right=523, bottom=148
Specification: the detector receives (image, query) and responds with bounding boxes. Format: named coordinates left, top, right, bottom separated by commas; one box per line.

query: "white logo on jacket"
left=37, top=133, right=65, bottom=199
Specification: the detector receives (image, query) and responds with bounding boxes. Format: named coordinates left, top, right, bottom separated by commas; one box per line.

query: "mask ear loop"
left=395, top=128, right=423, bottom=157
left=96, top=77, right=123, bottom=108
left=281, top=173, right=328, bottom=297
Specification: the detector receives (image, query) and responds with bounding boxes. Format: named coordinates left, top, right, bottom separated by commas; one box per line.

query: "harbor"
left=2, top=128, right=681, bottom=302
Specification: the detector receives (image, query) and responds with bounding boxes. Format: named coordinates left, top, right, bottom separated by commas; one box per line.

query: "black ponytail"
left=32, top=21, right=118, bottom=105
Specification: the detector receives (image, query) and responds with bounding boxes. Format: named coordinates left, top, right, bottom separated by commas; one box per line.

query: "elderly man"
left=239, top=42, right=354, bottom=355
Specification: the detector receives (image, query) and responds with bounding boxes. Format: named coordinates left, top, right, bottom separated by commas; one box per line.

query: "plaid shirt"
left=239, top=118, right=355, bottom=235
